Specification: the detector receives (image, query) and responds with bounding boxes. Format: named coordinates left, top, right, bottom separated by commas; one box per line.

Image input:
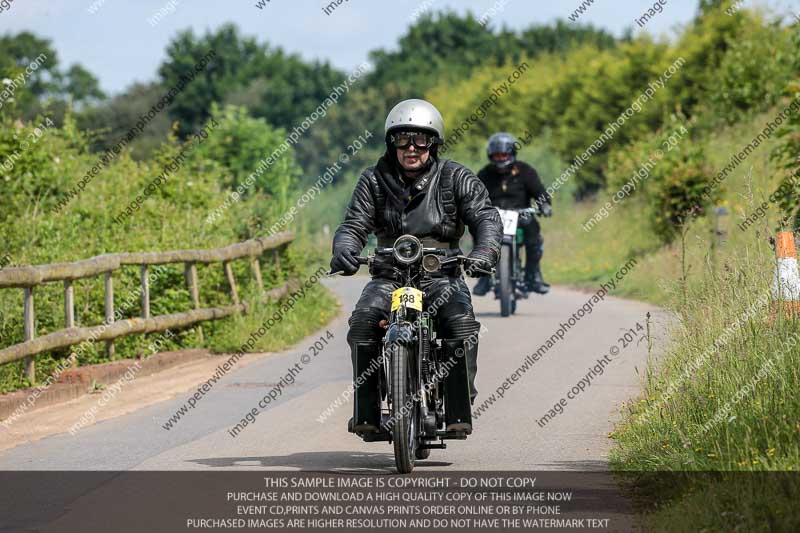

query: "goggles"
left=389, top=131, right=436, bottom=149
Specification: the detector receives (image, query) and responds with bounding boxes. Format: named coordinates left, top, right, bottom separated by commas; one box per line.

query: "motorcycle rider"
left=473, top=132, right=552, bottom=296
left=330, top=99, right=502, bottom=437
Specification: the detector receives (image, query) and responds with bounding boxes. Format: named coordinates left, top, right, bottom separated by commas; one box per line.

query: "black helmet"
left=487, top=132, right=517, bottom=170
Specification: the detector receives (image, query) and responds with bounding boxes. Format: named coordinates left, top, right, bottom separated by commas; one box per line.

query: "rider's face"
left=491, top=152, right=511, bottom=162
left=396, top=143, right=430, bottom=172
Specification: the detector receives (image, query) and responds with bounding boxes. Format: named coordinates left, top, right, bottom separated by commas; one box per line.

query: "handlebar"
left=373, top=247, right=461, bottom=257
left=442, top=255, right=495, bottom=276
left=517, top=206, right=540, bottom=216
left=327, top=251, right=494, bottom=276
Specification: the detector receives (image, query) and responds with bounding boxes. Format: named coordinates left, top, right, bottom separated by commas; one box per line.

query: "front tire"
left=391, top=343, right=416, bottom=473
left=498, top=243, right=513, bottom=317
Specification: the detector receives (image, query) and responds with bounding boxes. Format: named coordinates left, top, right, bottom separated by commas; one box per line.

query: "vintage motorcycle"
left=337, top=235, right=491, bottom=473
left=493, top=206, right=539, bottom=317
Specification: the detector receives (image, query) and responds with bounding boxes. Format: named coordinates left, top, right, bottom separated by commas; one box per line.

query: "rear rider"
left=473, top=132, right=552, bottom=296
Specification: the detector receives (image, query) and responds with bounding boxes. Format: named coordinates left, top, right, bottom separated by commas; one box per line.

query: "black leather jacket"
left=477, top=161, right=551, bottom=210
left=333, top=156, right=502, bottom=271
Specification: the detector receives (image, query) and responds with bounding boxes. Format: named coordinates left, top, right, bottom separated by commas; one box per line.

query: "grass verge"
left=557, top=109, right=800, bottom=530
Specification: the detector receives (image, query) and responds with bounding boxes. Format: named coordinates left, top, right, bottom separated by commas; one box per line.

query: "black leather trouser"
left=521, top=220, right=544, bottom=282
left=347, top=275, right=480, bottom=428
left=347, top=275, right=480, bottom=342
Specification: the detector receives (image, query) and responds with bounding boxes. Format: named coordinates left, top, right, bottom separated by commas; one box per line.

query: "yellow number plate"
left=391, top=287, right=423, bottom=312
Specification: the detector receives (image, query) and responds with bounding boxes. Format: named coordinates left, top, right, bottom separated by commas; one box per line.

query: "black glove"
left=330, top=249, right=360, bottom=276
left=465, top=254, right=493, bottom=278
left=540, top=204, right=553, bottom=218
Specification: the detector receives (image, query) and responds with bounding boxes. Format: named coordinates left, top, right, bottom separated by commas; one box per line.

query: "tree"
left=225, top=52, right=343, bottom=132
left=517, top=20, right=616, bottom=58
left=697, top=0, right=725, bottom=17
left=0, top=31, right=60, bottom=99
left=365, top=12, right=616, bottom=106
left=158, top=24, right=267, bottom=136
left=0, top=32, right=104, bottom=120
left=76, top=82, right=172, bottom=160
left=367, top=11, right=501, bottom=104
left=63, top=64, right=106, bottom=107
left=158, top=23, right=346, bottom=138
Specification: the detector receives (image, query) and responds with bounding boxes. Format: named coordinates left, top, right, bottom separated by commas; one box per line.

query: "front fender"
left=385, top=321, right=415, bottom=346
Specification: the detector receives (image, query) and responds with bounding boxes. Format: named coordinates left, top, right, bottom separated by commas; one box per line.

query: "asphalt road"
left=0, top=276, right=665, bottom=531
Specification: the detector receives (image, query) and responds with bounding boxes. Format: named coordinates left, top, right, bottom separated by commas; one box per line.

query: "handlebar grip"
left=356, top=256, right=369, bottom=265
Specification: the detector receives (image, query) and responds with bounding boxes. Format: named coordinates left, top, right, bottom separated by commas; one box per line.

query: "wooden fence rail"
left=0, top=231, right=295, bottom=383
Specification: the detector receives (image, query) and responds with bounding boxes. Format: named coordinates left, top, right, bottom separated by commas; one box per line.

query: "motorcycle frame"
left=494, top=208, right=536, bottom=298
left=380, top=258, right=447, bottom=444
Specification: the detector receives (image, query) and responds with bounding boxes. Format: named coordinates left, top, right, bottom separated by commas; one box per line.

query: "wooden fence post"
left=140, top=265, right=150, bottom=319
left=104, top=272, right=115, bottom=358
left=185, top=263, right=203, bottom=343
left=0, top=233, right=296, bottom=369
left=23, top=287, right=35, bottom=383
left=251, top=257, right=264, bottom=295
left=224, top=261, right=240, bottom=305
left=273, top=249, right=281, bottom=275
left=64, top=280, right=75, bottom=328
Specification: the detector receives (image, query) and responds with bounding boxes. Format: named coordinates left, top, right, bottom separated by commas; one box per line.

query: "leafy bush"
left=0, top=107, right=331, bottom=393
left=712, top=17, right=795, bottom=123
left=607, top=118, right=714, bottom=244
left=427, top=7, right=793, bottom=199
left=771, top=25, right=800, bottom=230
left=192, top=105, right=298, bottom=212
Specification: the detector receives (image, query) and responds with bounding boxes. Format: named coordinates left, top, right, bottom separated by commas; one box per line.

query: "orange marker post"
left=772, top=231, right=800, bottom=320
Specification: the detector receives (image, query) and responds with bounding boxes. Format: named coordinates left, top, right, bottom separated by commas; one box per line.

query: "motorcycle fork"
left=514, top=230, right=525, bottom=285
left=383, top=305, right=422, bottom=414
left=495, top=235, right=520, bottom=293
left=418, top=313, right=435, bottom=432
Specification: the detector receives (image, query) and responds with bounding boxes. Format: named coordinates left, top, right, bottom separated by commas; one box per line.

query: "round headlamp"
left=393, top=235, right=423, bottom=265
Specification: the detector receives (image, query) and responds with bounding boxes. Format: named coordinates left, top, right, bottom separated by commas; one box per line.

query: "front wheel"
left=498, top=243, right=513, bottom=317
left=391, top=343, right=416, bottom=473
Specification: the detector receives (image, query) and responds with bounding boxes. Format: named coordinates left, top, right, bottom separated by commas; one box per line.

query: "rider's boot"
left=525, top=255, right=550, bottom=295
left=467, top=339, right=478, bottom=405
left=441, top=339, right=475, bottom=434
left=533, top=267, right=550, bottom=293
left=472, top=275, right=491, bottom=296
left=348, top=341, right=382, bottom=436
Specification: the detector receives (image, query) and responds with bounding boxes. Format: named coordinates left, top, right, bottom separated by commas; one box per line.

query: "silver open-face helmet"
left=384, top=99, right=445, bottom=142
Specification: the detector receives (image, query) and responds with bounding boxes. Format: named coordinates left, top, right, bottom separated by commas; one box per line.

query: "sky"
left=0, top=0, right=797, bottom=95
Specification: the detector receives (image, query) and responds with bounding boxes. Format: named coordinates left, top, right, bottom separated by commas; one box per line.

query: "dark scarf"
left=374, top=153, right=439, bottom=210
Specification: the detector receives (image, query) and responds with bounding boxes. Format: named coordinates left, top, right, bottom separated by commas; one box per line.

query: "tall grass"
left=593, top=108, right=800, bottom=530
